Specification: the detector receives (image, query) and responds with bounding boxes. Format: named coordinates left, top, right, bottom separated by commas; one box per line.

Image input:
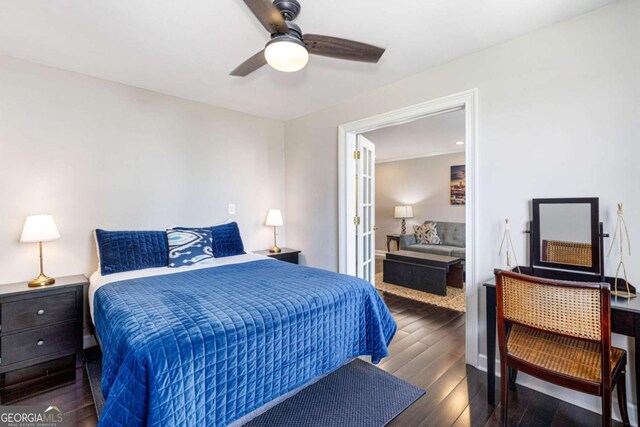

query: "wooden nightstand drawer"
left=1, top=321, right=77, bottom=366
left=273, top=253, right=299, bottom=264
left=1, top=291, right=76, bottom=333
left=254, top=248, right=301, bottom=265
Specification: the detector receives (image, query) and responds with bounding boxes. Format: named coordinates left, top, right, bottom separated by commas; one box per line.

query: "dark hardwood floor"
left=378, top=292, right=622, bottom=427
left=11, top=288, right=618, bottom=426
left=9, top=364, right=97, bottom=426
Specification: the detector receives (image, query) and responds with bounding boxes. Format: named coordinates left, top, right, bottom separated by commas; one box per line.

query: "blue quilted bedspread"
left=94, top=259, right=396, bottom=426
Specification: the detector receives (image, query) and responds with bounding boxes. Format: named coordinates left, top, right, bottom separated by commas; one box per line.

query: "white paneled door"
left=356, top=135, right=376, bottom=285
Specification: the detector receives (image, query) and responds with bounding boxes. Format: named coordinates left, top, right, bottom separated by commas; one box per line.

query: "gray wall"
left=284, top=1, right=640, bottom=416
left=375, top=153, right=465, bottom=251
left=0, top=56, right=286, bottom=284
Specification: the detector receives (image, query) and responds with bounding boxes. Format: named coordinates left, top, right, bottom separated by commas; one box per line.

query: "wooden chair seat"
left=508, top=324, right=625, bottom=383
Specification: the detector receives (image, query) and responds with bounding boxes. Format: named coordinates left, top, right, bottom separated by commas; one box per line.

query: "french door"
left=356, top=135, right=376, bottom=285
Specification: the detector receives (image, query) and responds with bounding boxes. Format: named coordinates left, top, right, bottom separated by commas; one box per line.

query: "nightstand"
left=386, top=234, right=401, bottom=252
left=0, top=275, right=87, bottom=403
left=254, top=248, right=301, bottom=264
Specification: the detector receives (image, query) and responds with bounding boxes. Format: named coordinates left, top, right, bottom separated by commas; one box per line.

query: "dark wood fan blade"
left=243, top=0, right=289, bottom=34
left=230, top=50, right=267, bottom=76
left=303, top=34, right=385, bottom=63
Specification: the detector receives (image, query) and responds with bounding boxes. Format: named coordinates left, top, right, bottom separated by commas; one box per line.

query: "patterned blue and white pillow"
left=167, top=228, right=213, bottom=268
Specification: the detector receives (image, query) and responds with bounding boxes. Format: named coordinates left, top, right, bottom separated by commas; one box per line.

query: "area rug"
left=244, top=358, right=424, bottom=427
left=376, top=272, right=466, bottom=312
left=86, top=350, right=424, bottom=426
left=85, top=347, right=105, bottom=418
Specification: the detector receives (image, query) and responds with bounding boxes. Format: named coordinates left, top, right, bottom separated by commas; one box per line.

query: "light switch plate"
left=228, top=204, right=236, bottom=215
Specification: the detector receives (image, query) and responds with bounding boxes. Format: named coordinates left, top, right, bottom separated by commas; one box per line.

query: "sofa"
left=398, top=220, right=465, bottom=261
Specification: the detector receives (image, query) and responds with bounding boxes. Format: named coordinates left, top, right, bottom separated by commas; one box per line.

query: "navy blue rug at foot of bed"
left=85, top=347, right=105, bottom=416
left=85, top=348, right=424, bottom=427
left=244, top=358, right=425, bottom=427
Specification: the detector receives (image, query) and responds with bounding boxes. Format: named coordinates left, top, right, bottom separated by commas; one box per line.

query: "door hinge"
left=353, top=216, right=361, bottom=225
left=353, top=150, right=361, bottom=160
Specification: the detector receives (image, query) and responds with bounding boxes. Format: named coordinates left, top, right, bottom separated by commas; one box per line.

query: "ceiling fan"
left=231, top=0, right=385, bottom=76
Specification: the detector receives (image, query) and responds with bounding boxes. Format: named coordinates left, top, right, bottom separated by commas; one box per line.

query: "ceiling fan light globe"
left=264, top=37, right=309, bottom=72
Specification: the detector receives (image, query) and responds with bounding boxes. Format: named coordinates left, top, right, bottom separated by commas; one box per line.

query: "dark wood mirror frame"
left=531, top=197, right=601, bottom=276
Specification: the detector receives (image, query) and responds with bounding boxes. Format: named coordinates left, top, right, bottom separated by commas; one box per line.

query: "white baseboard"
left=477, top=354, right=637, bottom=426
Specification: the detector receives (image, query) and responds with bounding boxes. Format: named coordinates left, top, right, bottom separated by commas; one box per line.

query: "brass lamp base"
left=28, top=273, right=55, bottom=287
left=269, top=225, right=281, bottom=253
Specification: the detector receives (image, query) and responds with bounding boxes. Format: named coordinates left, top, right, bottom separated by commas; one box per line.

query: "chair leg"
left=602, top=388, right=612, bottom=427
left=616, top=370, right=631, bottom=426
left=508, top=367, right=518, bottom=390
left=501, top=358, right=509, bottom=426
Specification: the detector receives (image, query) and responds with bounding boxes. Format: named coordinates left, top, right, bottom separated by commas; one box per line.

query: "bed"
left=89, top=252, right=396, bottom=426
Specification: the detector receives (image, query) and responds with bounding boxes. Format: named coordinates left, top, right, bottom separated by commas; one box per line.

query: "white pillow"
left=93, top=229, right=101, bottom=275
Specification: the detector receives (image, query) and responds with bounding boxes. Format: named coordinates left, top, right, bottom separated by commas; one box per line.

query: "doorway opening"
left=366, top=108, right=466, bottom=311
left=337, top=89, right=479, bottom=367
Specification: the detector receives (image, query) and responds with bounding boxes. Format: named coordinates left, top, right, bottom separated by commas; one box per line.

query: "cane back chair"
left=495, top=270, right=629, bottom=426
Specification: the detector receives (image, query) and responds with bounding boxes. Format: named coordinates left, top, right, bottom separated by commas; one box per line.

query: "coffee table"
left=382, top=250, right=463, bottom=296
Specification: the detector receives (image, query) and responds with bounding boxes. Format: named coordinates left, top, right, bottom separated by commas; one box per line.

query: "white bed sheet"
left=88, top=252, right=268, bottom=322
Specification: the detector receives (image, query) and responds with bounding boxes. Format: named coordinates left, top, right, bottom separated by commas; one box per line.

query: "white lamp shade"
left=20, top=215, right=60, bottom=243
left=265, top=209, right=283, bottom=227
left=394, top=206, right=414, bottom=219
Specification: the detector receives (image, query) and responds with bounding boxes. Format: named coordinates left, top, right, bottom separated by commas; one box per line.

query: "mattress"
left=91, top=258, right=396, bottom=426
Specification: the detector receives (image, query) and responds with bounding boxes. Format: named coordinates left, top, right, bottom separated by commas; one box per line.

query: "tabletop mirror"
left=532, top=198, right=601, bottom=275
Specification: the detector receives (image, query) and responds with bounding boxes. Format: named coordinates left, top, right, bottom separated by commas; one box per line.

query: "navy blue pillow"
left=96, top=229, right=168, bottom=275
left=209, top=222, right=245, bottom=258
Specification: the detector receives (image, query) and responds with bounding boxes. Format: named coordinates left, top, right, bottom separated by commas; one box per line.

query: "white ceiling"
left=364, top=109, right=465, bottom=163
left=0, top=0, right=617, bottom=120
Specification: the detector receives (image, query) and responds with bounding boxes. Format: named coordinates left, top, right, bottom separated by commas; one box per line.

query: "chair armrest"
left=399, top=234, right=416, bottom=249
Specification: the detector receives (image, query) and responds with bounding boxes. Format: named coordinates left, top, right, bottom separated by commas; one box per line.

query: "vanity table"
left=484, top=198, right=640, bottom=410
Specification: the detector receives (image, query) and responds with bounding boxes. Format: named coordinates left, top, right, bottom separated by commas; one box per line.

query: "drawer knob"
left=37, top=339, right=44, bottom=346
left=37, top=309, right=45, bottom=316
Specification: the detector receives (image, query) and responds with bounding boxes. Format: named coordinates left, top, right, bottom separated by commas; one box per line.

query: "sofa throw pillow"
left=167, top=228, right=214, bottom=268
left=414, top=222, right=441, bottom=245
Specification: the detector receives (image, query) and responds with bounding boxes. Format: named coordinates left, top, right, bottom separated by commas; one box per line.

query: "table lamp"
left=265, top=209, right=283, bottom=253
left=20, top=214, right=60, bottom=287
left=394, top=206, right=414, bottom=235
